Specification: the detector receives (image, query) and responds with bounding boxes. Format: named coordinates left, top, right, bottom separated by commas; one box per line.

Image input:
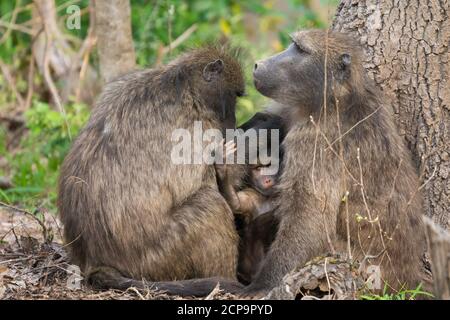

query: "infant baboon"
left=215, top=112, right=285, bottom=284
left=246, top=30, right=425, bottom=294
left=58, top=46, right=246, bottom=296
left=216, top=112, right=286, bottom=220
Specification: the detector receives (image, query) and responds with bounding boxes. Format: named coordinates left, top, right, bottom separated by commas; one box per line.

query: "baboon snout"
left=253, top=60, right=266, bottom=87
left=263, top=177, right=273, bottom=188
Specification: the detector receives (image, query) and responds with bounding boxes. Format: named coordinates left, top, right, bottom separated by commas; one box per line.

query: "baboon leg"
left=88, top=187, right=241, bottom=296
left=166, top=186, right=239, bottom=279
left=237, top=212, right=279, bottom=284
left=89, top=266, right=244, bottom=297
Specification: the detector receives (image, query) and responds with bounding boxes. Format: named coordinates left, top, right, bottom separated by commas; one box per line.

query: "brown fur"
left=216, top=167, right=278, bottom=285
left=58, top=46, right=245, bottom=295
left=215, top=112, right=285, bottom=285
left=247, top=30, right=425, bottom=294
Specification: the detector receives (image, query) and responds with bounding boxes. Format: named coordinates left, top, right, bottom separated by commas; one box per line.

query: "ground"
left=0, top=205, right=240, bottom=300
left=0, top=204, right=366, bottom=300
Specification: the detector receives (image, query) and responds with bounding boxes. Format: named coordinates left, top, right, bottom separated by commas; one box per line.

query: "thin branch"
left=0, top=0, right=22, bottom=44
left=23, top=53, right=36, bottom=111
left=0, top=201, right=50, bottom=242
left=34, top=0, right=72, bottom=140
left=156, top=24, right=197, bottom=64
left=310, top=116, right=359, bottom=184
left=334, top=80, right=352, bottom=260
left=325, top=106, right=381, bottom=151
left=324, top=257, right=332, bottom=297
left=0, top=19, right=33, bottom=35
left=161, top=23, right=197, bottom=55
left=0, top=58, right=25, bottom=107
left=323, top=28, right=329, bottom=126
left=321, top=194, right=335, bottom=254
left=74, top=1, right=96, bottom=103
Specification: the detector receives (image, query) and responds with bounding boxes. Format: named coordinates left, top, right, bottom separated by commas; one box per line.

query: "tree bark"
left=94, top=0, right=136, bottom=83
left=332, top=0, right=450, bottom=229
left=424, top=216, right=450, bottom=299
left=31, top=0, right=100, bottom=106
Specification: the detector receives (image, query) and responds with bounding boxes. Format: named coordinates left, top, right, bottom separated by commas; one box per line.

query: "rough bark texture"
left=332, top=0, right=450, bottom=229
left=94, top=0, right=136, bottom=83
left=424, top=216, right=450, bottom=299
left=265, top=255, right=364, bottom=300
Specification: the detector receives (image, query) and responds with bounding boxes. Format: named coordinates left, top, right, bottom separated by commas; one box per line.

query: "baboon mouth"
left=253, top=78, right=274, bottom=97
left=253, top=78, right=263, bottom=92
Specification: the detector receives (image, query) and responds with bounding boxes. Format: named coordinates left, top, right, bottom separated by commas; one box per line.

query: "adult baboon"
left=246, top=30, right=425, bottom=294
left=58, top=46, right=246, bottom=296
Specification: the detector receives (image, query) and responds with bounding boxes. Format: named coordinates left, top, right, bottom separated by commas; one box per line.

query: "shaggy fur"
left=58, top=46, right=245, bottom=295
left=248, top=30, right=425, bottom=293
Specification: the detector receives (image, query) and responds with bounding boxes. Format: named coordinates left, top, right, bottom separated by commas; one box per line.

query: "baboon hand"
left=214, top=139, right=236, bottom=180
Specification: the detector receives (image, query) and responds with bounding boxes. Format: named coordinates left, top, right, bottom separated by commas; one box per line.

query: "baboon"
left=58, top=46, right=246, bottom=296
left=216, top=112, right=286, bottom=222
left=245, top=30, right=425, bottom=294
left=215, top=112, right=285, bottom=284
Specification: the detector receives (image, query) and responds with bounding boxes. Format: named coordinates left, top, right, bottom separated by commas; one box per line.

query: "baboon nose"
left=254, top=63, right=258, bottom=71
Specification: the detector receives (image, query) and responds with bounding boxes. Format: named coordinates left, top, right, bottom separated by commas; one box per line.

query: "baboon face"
left=248, top=164, right=277, bottom=196
left=253, top=30, right=359, bottom=112
left=198, top=50, right=245, bottom=130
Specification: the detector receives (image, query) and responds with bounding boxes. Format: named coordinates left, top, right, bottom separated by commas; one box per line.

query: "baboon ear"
left=338, top=53, right=351, bottom=80
left=203, top=59, right=224, bottom=82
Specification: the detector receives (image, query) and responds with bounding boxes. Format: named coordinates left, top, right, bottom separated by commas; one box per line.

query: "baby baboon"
left=246, top=30, right=425, bottom=294
left=216, top=112, right=286, bottom=221
left=215, top=112, right=285, bottom=284
left=58, top=46, right=246, bottom=296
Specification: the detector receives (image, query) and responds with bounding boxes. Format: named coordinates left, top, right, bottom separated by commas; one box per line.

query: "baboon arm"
left=237, top=189, right=265, bottom=217
left=216, top=173, right=242, bottom=212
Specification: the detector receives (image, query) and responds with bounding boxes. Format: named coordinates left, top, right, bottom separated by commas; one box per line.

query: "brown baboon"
left=245, top=30, right=425, bottom=294
left=58, top=46, right=246, bottom=296
left=215, top=112, right=285, bottom=284
left=216, top=112, right=286, bottom=223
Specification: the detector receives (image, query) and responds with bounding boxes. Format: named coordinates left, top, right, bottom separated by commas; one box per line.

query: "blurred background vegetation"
left=0, top=0, right=338, bottom=212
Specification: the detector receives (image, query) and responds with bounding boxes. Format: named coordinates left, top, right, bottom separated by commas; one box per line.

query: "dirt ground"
left=0, top=203, right=366, bottom=300
left=0, top=205, right=237, bottom=300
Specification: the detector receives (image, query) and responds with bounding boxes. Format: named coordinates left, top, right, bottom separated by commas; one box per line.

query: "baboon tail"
left=88, top=267, right=244, bottom=297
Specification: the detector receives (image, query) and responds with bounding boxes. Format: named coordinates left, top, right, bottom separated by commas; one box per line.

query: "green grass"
left=360, top=284, right=434, bottom=300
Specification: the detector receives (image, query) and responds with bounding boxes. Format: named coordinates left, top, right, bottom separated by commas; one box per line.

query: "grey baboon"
left=245, top=30, right=425, bottom=294
left=58, top=46, right=246, bottom=296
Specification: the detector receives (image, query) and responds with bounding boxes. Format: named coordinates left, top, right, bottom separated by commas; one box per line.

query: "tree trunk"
left=332, top=0, right=450, bottom=229
left=94, top=0, right=136, bottom=83
left=31, top=0, right=100, bottom=106
left=424, top=216, right=450, bottom=299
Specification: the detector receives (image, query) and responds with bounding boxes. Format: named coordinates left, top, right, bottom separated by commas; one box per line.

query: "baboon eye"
left=293, top=42, right=305, bottom=54
left=236, top=91, right=246, bottom=97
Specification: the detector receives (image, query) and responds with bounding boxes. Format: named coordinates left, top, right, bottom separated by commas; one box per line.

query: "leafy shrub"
left=1, top=102, right=89, bottom=211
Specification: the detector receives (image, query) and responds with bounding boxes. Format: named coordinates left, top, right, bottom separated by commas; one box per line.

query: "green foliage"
left=1, top=102, right=89, bottom=211
left=0, top=0, right=337, bottom=209
left=360, top=284, right=434, bottom=300
left=129, top=0, right=337, bottom=123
